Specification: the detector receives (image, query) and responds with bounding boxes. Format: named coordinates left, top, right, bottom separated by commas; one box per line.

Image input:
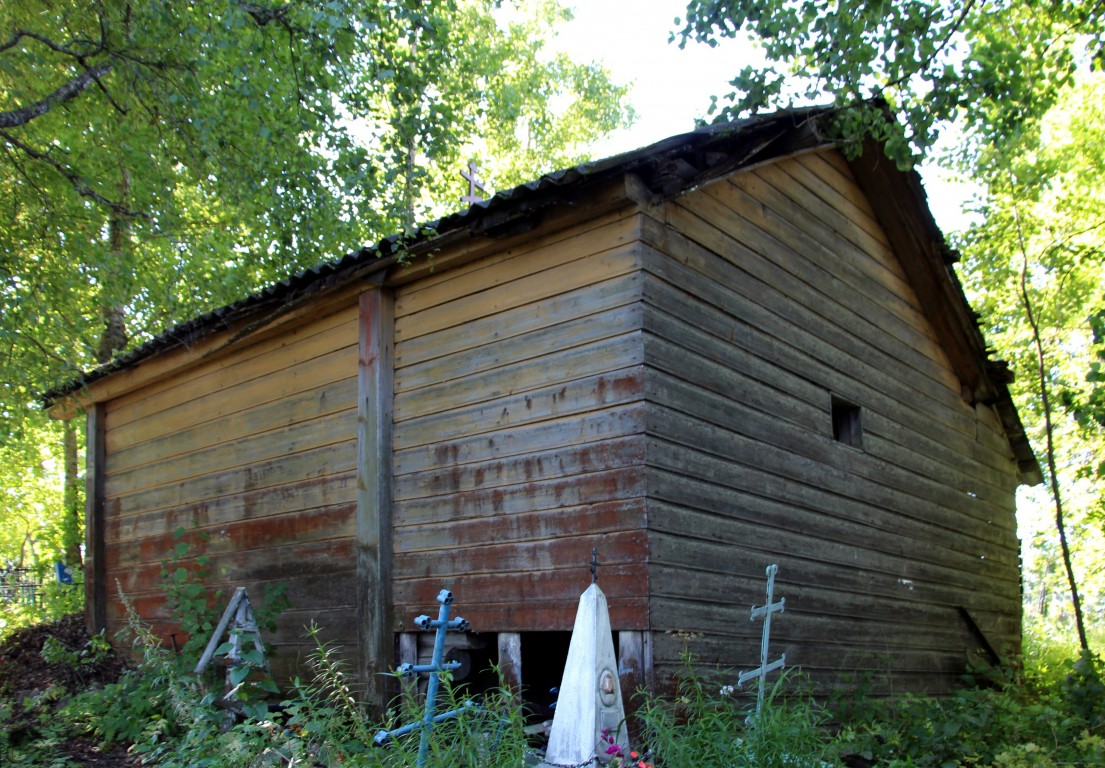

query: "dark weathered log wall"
left=99, top=300, right=361, bottom=669
left=390, top=207, right=651, bottom=631
left=640, top=150, right=1022, bottom=694
left=84, top=145, right=1025, bottom=699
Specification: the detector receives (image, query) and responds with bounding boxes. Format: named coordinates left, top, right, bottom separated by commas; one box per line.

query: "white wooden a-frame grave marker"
left=194, top=586, right=268, bottom=705
left=544, top=550, right=629, bottom=767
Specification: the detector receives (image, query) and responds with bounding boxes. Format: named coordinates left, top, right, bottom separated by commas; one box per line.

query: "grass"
left=2, top=609, right=1104, bottom=767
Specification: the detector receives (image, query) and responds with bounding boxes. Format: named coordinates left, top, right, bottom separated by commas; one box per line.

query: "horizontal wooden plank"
left=862, top=430, right=1016, bottom=509
left=650, top=366, right=1016, bottom=538
left=792, top=151, right=889, bottom=244
left=393, top=530, right=647, bottom=579
left=649, top=637, right=973, bottom=697
left=645, top=492, right=1020, bottom=599
left=645, top=427, right=1019, bottom=570
left=105, top=307, right=358, bottom=431
left=396, top=303, right=643, bottom=394
left=649, top=599, right=982, bottom=652
left=107, top=343, right=359, bottom=451
left=646, top=479, right=1017, bottom=592
left=733, top=170, right=937, bottom=357
left=395, top=498, right=647, bottom=552
left=109, top=503, right=356, bottom=568
left=655, top=213, right=963, bottom=433
left=396, top=435, right=647, bottom=501
left=396, top=274, right=643, bottom=369
left=107, top=377, right=358, bottom=475
left=105, top=471, right=357, bottom=543
left=675, top=185, right=965, bottom=409
left=395, top=377, right=645, bottom=477
left=643, top=296, right=828, bottom=433
left=106, top=440, right=357, bottom=517
left=394, top=399, right=647, bottom=477
left=396, top=332, right=643, bottom=423
left=395, top=366, right=645, bottom=452
left=391, top=600, right=650, bottom=634
left=757, top=157, right=897, bottom=275
left=396, top=245, right=642, bottom=343
left=62, top=284, right=363, bottom=416
left=650, top=566, right=1004, bottom=630
left=108, top=538, right=357, bottom=598
left=646, top=375, right=1019, bottom=542
left=642, top=274, right=1015, bottom=494
left=397, top=563, right=647, bottom=605
left=396, top=210, right=640, bottom=319
left=394, top=466, right=647, bottom=528
left=729, top=166, right=913, bottom=306
left=639, top=219, right=1010, bottom=462
left=641, top=254, right=1017, bottom=483
left=645, top=524, right=1018, bottom=616
left=396, top=201, right=637, bottom=295
left=107, top=407, right=357, bottom=497
left=651, top=635, right=975, bottom=681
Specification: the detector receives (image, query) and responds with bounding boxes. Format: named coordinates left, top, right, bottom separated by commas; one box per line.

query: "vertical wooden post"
left=618, top=630, right=651, bottom=708
left=84, top=405, right=106, bottom=635
left=399, top=632, right=419, bottom=665
left=497, top=632, right=523, bottom=695
left=357, top=286, right=395, bottom=710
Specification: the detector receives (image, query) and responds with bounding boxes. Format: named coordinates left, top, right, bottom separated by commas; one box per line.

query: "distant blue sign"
left=55, top=562, right=74, bottom=584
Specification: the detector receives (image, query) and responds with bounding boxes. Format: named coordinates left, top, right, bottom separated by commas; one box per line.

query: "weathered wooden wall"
left=390, top=206, right=652, bottom=632
left=80, top=141, right=1027, bottom=700
left=640, top=149, right=1022, bottom=693
left=98, top=299, right=362, bottom=672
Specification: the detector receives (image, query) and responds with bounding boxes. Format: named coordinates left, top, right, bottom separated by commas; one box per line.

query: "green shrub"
left=635, top=657, right=829, bottom=768
left=829, top=648, right=1105, bottom=767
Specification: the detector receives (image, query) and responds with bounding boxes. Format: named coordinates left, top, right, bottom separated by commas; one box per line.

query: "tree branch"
left=882, top=0, right=978, bottom=92
left=240, top=2, right=293, bottom=28
left=0, top=128, right=150, bottom=221
left=0, top=28, right=105, bottom=58
left=0, top=62, right=114, bottom=129
left=1011, top=186, right=1091, bottom=654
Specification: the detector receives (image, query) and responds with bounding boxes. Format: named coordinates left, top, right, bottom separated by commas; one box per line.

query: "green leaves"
left=679, top=0, right=1103, bottom=167
left=0, top=0, right=631, bottom=608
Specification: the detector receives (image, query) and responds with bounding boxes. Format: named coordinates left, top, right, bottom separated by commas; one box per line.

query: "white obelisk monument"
left=544, top=580, right=629, bottom=766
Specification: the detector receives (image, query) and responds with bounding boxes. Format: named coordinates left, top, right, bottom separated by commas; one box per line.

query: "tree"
left=677, top=0, right=1105, bottom=167
left=962, top=71, right=1105, bottom=651
left=1, top=0, right=630, bottom=385
left=0, top=0, right=631, bottom=629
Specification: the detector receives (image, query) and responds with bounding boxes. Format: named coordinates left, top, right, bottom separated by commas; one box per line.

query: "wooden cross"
left=737, top=564, right=786, bottom=717
left=460, top=160, right=487, bottom=205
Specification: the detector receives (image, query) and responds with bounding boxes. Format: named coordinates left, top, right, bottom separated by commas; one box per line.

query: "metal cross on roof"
left=737, top=564, right=786, bottom=717
left=461, top=160, right=487, bottom=205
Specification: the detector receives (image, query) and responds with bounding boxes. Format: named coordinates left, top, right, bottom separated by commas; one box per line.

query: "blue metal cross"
left=374, top=589, right=473, bottom=766
left=737, top=564, right=786, bottom=717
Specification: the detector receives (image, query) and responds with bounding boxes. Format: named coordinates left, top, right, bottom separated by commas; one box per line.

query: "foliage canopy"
left=0, top=0, right=631, bottom=623
left=678, top=0, right=1105, bottom=166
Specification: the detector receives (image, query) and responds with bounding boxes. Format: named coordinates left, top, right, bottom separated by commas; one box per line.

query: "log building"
left=46, top=108, right=1040, bottom=705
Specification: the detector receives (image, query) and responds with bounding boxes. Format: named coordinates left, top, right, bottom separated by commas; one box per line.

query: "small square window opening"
left=831, top=397, right=863, bottom=448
